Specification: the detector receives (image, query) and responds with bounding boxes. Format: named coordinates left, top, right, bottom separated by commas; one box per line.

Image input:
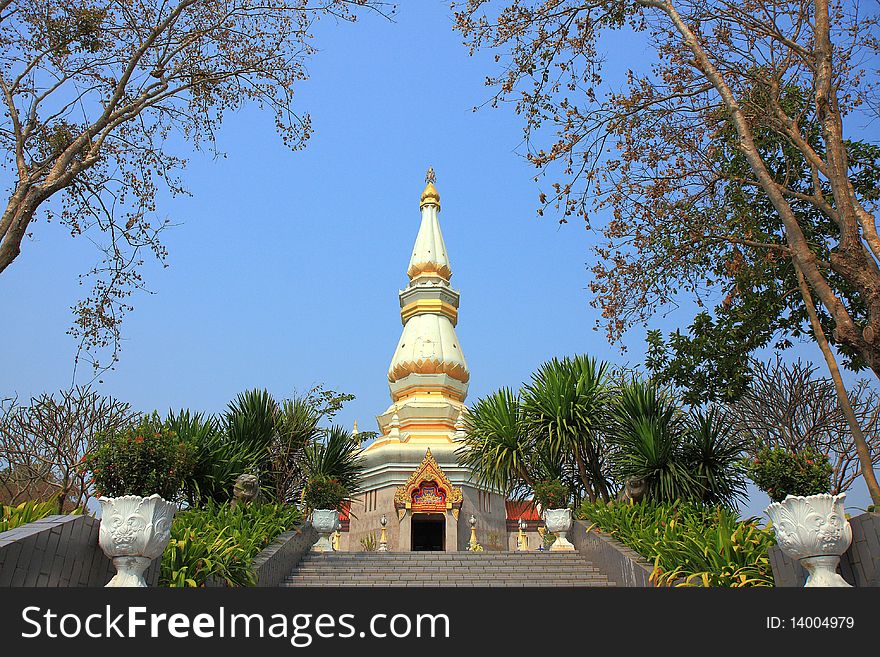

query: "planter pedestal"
left=543, top=508, right=575, bottom=552
left=765, top=493, right=853, bottom=588
left=310, top=509, right=341, bottom=552
left=98, top=494, right=177, bottom=587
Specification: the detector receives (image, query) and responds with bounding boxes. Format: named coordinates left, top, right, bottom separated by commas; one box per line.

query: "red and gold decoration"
left=394, top=448, right=462, bottom=520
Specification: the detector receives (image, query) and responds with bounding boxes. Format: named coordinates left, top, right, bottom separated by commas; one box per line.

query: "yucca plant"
left=681, top=407, right=749, bottom=508
left=169, top=409, right=264, bottom=505
left=522, top=355, right=614, bottom=503
left=224, top=389, right=280, bottom=459
left=455, top=387, right=534, bottom=495
left=270, top=396, right=321, bottom=503
left=608, top=378, right=701, bottom=503
left=300, top=425, right=364, bottom=498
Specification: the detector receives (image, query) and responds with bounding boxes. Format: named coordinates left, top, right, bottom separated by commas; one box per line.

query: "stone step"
left=299, top=563, right=598, bottom=573
left=292, top=568, right=604, bottom=579
left=285, top=550, right=616, bottom=587
left=283, top=580, right=615, bottom=587
left=285, top=574, right=612, bottom=580
left=301, top=559, right=589, bottom=568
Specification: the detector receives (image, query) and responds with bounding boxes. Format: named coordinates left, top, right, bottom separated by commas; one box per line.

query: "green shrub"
left=1, top=498, right=81, bottom=532
left=160, top=502, right=301, bottom=587
left=533, top=479, right=570, bottom=509
left=167, top=409, right=265, bottom=506
left=744, top=447, right=832, bottom=502
left=303, top=475, right=348, bottom=511
left=578, top=500, right=775, bottom=587
left=84, top=415, right=195, bottom=500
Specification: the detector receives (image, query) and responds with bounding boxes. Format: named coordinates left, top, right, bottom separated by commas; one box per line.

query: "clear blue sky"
left=1, top=2, right=873, bottom=518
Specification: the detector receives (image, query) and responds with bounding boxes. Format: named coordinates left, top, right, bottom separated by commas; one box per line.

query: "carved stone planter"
left=310, top=509, right=340, bottom=552
left=765, top=493, right=853, bottom=587
left=97, top=494, right=177, bottom=587
left=543, top=508, right=575, bottom=552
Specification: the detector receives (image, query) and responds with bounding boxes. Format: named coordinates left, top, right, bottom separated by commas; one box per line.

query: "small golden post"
left=378, top=514, right=388, bottom=552
left=468, top=514, right=478, bottom=551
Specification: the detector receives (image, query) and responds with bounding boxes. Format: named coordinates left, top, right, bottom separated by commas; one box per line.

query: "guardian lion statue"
left=615, top=477, right=647, bottom=505
left=231, top=473, right=260, bottom=508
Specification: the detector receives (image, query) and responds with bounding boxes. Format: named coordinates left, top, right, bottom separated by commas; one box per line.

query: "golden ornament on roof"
left=420, top=167, right=440, bottom=209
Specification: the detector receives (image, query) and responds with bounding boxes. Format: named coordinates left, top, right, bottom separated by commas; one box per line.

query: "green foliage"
left=682, top=407, right=749, bottom=506
left=163, top=386, right=359, bottom=507
left=160, top=502, right=301, bottom=587
left=744, top=447, right=832, bottom=502
left=303, top=475, right=348, bottom=511
left=224, top=389, right=279, bottom=476
left=643, top=101, right=880, bottom=407
left=300, top=425, right=364, bottom=497
left=456, top=387, right=531, bottom=495
left=84, top=416, right=194, bottom=500
left=359, top=533, right=377, bottom=551
left=522, top=355, right=614, bottom=502
left=458, top=355, right=615, bottom=503
left=270, top=396, right=321, bottom=503
left=0, top=498, right=81, bottom=532
left=578, top=501, right=775, bottom=587
left=608, top=379, right=699, bottom=503
left=532, top=479, right=570, bottom=509
left=168, top=409, right=263, bottom=506
left=460, top=357, right=747, bottom=509
left=646, top=323, right=759, bottom=406
left=607, top=378, right=748, bottom=507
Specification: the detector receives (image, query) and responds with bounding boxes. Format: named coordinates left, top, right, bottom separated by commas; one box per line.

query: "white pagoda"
left=341, top=170, right=507, bottom=551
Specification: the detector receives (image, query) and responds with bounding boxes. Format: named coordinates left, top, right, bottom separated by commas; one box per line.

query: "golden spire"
left=420, top=166, right=440, bottom=209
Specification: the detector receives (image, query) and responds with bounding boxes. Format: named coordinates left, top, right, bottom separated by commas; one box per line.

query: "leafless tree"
left=728, top=357, right=880, bottom=495
left=0, top=0, right=390, bottom=373
left=0, top=385, right=136, bottom=511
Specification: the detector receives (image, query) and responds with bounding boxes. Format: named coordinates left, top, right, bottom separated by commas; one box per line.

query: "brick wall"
left=569, top=519, right=655, bottom=587
left=0, top=514, right=160, bottom=587
left=769, top=511, right=880, bottom=587
left=205, top=522, right=318, bottom=587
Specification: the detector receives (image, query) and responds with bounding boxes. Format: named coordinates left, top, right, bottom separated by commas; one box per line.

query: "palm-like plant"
left=455, top=388, right=534, bottom=496
left=681, top=407, right=749, bottom=508
left=224, top=389, right=280, bottom=457
left=522, top=355, right=613, bottom=502
left=301, top=425, right=365, bottom=499
left=270, top=396, right=321, bottom=503
left=169, top=410, right=233, bottom=505
left=608, top=378, right=701, bottom=503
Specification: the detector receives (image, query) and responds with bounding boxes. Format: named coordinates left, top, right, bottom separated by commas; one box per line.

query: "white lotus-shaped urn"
left=543, top=508, right=575, bottom=552
left=765, top=493, right=853, bottom=587
left=310, top=509, right=341, bottom=552
left=98, top=494, right=177, bottom=587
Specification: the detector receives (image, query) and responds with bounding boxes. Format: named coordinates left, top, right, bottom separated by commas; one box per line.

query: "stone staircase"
left=283, top=551, right=615, bottom=587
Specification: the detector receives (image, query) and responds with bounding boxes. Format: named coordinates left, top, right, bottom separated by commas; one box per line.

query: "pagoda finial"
left=420, top=167, right=440, bottom=209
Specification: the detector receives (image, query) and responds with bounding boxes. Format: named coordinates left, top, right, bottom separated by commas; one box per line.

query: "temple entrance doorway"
left=411, top=514, right=445, bottom=551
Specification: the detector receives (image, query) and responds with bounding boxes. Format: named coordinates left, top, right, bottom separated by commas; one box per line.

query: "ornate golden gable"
left=394, top=448, right=462, bottom=519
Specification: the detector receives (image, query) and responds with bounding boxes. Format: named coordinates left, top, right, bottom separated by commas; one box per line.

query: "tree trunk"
left=796, top=264, right=880, bottom=505
left=653, top=0, right=880, bottom=385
